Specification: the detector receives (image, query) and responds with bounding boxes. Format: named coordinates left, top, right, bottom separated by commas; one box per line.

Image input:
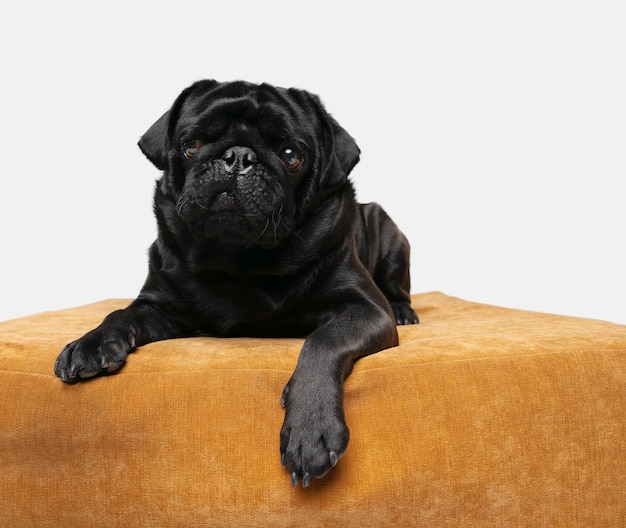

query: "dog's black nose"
left=222, top=146, right=258, bottom=174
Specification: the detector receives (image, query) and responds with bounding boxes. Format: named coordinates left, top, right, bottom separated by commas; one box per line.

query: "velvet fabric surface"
left=1, top=292, right=625, bottom=527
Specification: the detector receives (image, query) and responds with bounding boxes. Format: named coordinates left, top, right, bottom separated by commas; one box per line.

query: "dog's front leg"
left=54, top=300, right=186, bottom=383
left=279, top=302, right=398, bottom=487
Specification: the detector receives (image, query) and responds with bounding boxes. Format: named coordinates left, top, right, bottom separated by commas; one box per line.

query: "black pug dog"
left=55, top=79, right=418, bottom=487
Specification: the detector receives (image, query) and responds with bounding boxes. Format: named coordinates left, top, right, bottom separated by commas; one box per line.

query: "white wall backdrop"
left=1, top=1, right=624, bottom=324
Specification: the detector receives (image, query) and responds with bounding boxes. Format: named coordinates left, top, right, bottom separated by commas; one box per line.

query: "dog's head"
left=139, top=80, right=360, bottom=248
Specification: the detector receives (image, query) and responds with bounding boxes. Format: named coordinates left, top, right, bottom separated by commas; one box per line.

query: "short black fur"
left=55, top=79, right=418, bottom=487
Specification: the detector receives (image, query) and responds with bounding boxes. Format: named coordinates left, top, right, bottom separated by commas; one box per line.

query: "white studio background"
left=1, top=1, right=624, bottom=324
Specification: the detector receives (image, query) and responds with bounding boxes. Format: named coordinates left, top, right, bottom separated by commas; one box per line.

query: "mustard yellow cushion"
left=1, top=292, right=625, bottom=526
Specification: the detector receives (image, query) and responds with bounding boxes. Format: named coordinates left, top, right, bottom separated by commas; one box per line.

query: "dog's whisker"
left=192, top=189, right=212, bottom=211
left=285, top=225, right=305, bottom=242
left=270, top=204, right=284, bottom=244
left=273, top=204, right=283, bottom=229
left=176, top=196, right=191, bottom=216
left=251, top=217, right=271, bottom=243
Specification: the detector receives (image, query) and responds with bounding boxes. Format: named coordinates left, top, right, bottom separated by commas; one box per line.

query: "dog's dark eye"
left=182, top=139, right=203, bottom=160
left=280, top=148, right=305, bottom=171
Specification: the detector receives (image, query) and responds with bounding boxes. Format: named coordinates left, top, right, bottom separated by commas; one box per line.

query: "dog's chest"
left=178, top=269, right=317, bottom=336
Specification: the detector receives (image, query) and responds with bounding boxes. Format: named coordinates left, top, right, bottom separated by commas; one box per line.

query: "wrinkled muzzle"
left=176, top=147, right=290, bottom=247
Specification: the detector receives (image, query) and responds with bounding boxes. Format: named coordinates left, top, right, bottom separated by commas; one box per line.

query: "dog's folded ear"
left=138, top=110, right=170, bottom=170
left=294, top=90, right=360, bottom=190
left=138, top=79, right=220, bottom=171
left=326, top=115, right=361, bottom=187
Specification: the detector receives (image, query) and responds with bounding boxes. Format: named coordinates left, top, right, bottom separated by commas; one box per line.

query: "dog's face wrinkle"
left=178, top=93, right=281, bottom=146
left=173, top=157, right=293, bottom=248
left=157, top=83, right=348, bottom=252
left=175, top=87, right=315, bottom=170
left=171, top=97, right=308, bottom=247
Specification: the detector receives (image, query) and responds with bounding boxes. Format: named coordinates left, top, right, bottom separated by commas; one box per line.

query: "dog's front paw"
left=391, top=302, right=419, bottom=325
left=54, top=325, right=137, bottom=383
left=279, top=383, right=349, bottom=488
